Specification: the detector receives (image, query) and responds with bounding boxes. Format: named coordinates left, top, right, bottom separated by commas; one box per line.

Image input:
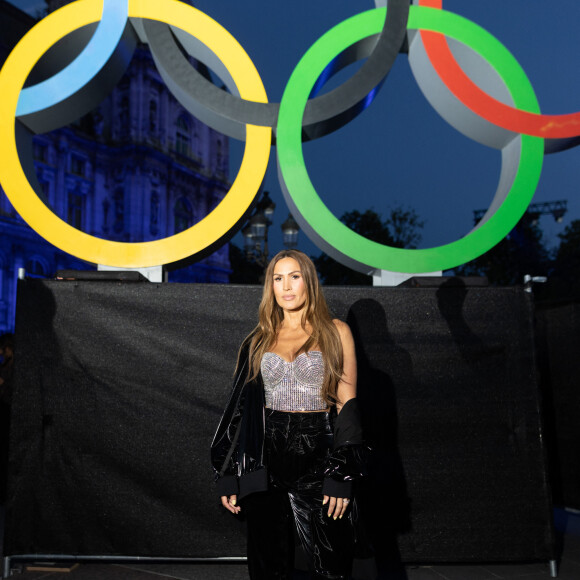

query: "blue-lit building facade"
left=0, top=0, right=232, bottom=334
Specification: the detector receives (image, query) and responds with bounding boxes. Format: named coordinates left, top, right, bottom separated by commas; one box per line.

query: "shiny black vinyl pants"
left=243, top=409, right=354, bottom=580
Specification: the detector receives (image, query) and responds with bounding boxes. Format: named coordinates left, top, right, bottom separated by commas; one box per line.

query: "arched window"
left=192, top=124, right=200, bottom=158
left=33, top=141, right=48, bottom=162
left=0, top=253, right=4, bottom=301
left=150, top=191, right=159, bottom=236
left=216, top=139, right=223, bottom=170
left=119, top=95, right=130, bottom=135
left=70, top=155, right=86, bottom=177
left=25, top=257, right=48, bottom=279
left=174, top=196, right=193, bottom=233
left=39, top=180, right=50, bottom=205
left=67, top=191, right=84, bottom=230
left=149, top=100, right=158, bottom=133
left=102, top=198, right=110, bottom=232
left=175, top=114, right=191, bottom=157
left=113, top=188, right=125, bottom=234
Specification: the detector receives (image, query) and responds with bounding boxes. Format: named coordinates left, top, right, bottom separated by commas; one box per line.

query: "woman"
left=211, top=250, right=367, bottom=579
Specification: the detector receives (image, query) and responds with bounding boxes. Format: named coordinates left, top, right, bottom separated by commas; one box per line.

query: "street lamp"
left=281, top=213, right=300, bottom=249
left=243, top=191, right=274, bottom=269
left=242, top=191, right=300, bottom=270
left=249, top=211, right=268, bottom=242
left=242, top=222, right=254, bottom=254
left=261, top=192, right=276, bottom=223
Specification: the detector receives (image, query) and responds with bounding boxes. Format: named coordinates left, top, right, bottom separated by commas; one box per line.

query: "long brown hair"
left=243, top=250, right=344, bottom=405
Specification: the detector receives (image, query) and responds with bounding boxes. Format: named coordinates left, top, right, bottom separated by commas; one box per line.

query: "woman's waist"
left=265, top=407, right=332, bottom=430
left=266, top=407, right=330, bottom=416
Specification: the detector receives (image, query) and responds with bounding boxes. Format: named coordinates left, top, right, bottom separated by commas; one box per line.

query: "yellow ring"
left=0, top=0, right=271, bottom=268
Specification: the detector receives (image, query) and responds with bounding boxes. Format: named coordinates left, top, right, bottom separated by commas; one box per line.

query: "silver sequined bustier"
left=261, top=351, right=327, bottom=411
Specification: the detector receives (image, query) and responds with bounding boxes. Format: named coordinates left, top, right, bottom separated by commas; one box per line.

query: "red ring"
left=417, top=0, right=580, bottom=138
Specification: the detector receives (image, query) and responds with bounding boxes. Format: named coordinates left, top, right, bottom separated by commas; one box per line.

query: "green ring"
left=277, top=6, right=544, bottom=273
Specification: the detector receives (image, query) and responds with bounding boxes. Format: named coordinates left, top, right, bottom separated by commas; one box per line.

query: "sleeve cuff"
left=215, top=474, right=239, bottom=497
left=322, top=477, right=352, bottom=499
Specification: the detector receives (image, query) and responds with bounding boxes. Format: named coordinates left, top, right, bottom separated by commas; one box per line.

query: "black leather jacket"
left=211, top=340, right=368, bottom=499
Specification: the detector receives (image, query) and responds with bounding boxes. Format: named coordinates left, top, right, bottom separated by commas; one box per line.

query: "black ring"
left=140, top=0, right=409, bottom=142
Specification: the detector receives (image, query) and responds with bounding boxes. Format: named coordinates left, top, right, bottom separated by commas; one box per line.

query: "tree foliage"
left=547, top=219, right=580, bottom=299
left=228, top=243, right=263, bottom=284
left=229, top=211, right=580, bottom=298
left=314, top=207, right=424, bottom=285
left=554, top=220, right=580, bottom=274
left=455, top=216, right=551, bottom=286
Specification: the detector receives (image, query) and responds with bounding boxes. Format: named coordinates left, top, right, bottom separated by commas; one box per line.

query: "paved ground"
left=2, top=508, right=579, bottom=579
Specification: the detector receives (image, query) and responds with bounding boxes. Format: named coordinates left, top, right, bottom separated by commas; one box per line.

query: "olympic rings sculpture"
left=0, top=0, right=577, bottom=273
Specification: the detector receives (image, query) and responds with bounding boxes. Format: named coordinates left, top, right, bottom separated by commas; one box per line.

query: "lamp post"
left=242, top=191, right=300, bottom=273
left=281, top=213, right=300, bottom=249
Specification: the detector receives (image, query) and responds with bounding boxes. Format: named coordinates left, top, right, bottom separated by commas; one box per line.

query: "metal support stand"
left=2, top=554, right=246, bottom=577
left=372, top=269, right=442, bottom=286
left=3, top=556, right=11, bottom=579
left=523, top=274, right=547, bottom=293
left=97, top=265, right=166, bottom=283
left=549, top=559, right=558, bottom=578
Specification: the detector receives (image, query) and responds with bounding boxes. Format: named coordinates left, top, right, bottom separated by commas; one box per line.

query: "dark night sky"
left=10, top=0, right=580, bottom=266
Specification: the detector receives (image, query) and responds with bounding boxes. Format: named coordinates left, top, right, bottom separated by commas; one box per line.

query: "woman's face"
left=272, top=257, right=307, bottom=312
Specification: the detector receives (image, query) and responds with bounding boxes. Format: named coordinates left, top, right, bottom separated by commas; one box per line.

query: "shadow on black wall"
left=347, top=299, right=412, bottom=578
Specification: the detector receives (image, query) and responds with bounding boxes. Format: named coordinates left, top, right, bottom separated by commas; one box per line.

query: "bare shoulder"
left=332, top=318, right=349, bottom=332
left=332, top=319, right=353, bottom=341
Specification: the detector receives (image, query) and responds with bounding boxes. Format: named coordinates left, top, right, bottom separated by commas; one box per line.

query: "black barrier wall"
left=535, top=300, right=580, bottom=510
left=5, top=280, right=555, bottom=562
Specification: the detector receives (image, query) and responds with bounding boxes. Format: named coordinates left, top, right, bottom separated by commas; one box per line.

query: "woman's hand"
left=220, top=494, right=241, bottom=514
left=323, top=495, right=350, bottom=520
